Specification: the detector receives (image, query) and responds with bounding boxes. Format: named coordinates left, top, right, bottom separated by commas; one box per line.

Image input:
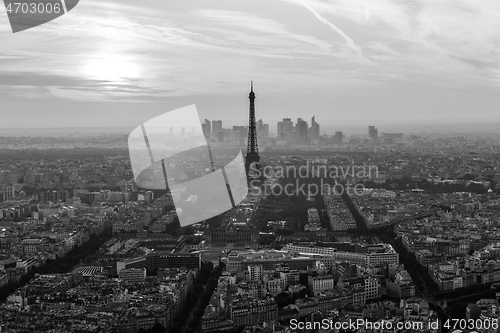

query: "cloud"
left=0, top=71, right=178, bottom=101
left=280, top=0, right=500, bottom=58
left=285, top=0, right=365, bottom=59
left=196, top=9, right=332, bottom=51
left=279, top=0, right=500, bottom=86
left=450, top=56, right=498, bottom=70
left=1, top=0, right=500, bottom=107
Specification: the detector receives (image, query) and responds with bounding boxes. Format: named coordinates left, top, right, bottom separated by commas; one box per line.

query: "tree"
left=183, top=227, right=194, bottom=235
left=297, top=288, right=309, bottom=299
left=146, top=323, right=166, bottom=333
left=189, top=320, right=199, bottom=330
left=447, top=303, right=467, bottom=319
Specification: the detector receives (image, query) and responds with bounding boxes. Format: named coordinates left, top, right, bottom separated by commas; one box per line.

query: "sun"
left=82, top=55, right=141, bottom=82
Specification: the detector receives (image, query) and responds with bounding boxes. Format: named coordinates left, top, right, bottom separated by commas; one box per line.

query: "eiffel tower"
left=245, top=81, right=262, bottom=178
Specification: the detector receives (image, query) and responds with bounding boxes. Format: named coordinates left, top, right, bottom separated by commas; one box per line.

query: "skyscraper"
left=245, top=81, right=261, bottom=174
left=257, top=119, right=264, bottom=132
left=256, top=119, right=269, bottom=143
left=259, top=123, right=269, bottom=142
left=296, top=118, right=309, bottom=145
left=277, top=121, right=284, bottom=136
left=212, top=120, right=222, bottom=136
left=334, top=131, right=343, bottom=144
left=282, top=118, right=294, bottom=139
left=309, top=116, right=320, bottom=141
left=233, top=125, right=247, bottom=146
left=368, top=126, right=378, bottom=140
left=204, top=119, right=212, bottom=135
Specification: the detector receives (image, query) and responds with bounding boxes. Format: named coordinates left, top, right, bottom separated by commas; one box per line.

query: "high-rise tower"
left=245, top=81, right=261, bottom=174
left=310, top=116, right=320, bottom=141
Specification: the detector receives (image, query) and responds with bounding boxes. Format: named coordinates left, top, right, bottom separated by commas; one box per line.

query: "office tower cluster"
left=201, top=118, right=269, bottom=145
left=195, top=88, right=404, bottom=149
left=276, top=115, right=321, bottom=145
left=201, top=113, right=269, bottom=146
left=202, top=119, right=222, bottom=142
left=201, top=119, right=224, bottom=142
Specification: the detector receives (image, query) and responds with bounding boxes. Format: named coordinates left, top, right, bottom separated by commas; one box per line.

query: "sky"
left=1, top=0, right=500, bottom=133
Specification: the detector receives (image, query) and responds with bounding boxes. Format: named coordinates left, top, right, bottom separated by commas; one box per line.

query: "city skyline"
left=2, top=0, right=500, bottom=129
left=3, top=1, right=500, bottom=331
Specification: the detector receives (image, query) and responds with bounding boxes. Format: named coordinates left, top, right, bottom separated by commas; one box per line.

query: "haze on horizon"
left=1, top=0, right=500, bottom=131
